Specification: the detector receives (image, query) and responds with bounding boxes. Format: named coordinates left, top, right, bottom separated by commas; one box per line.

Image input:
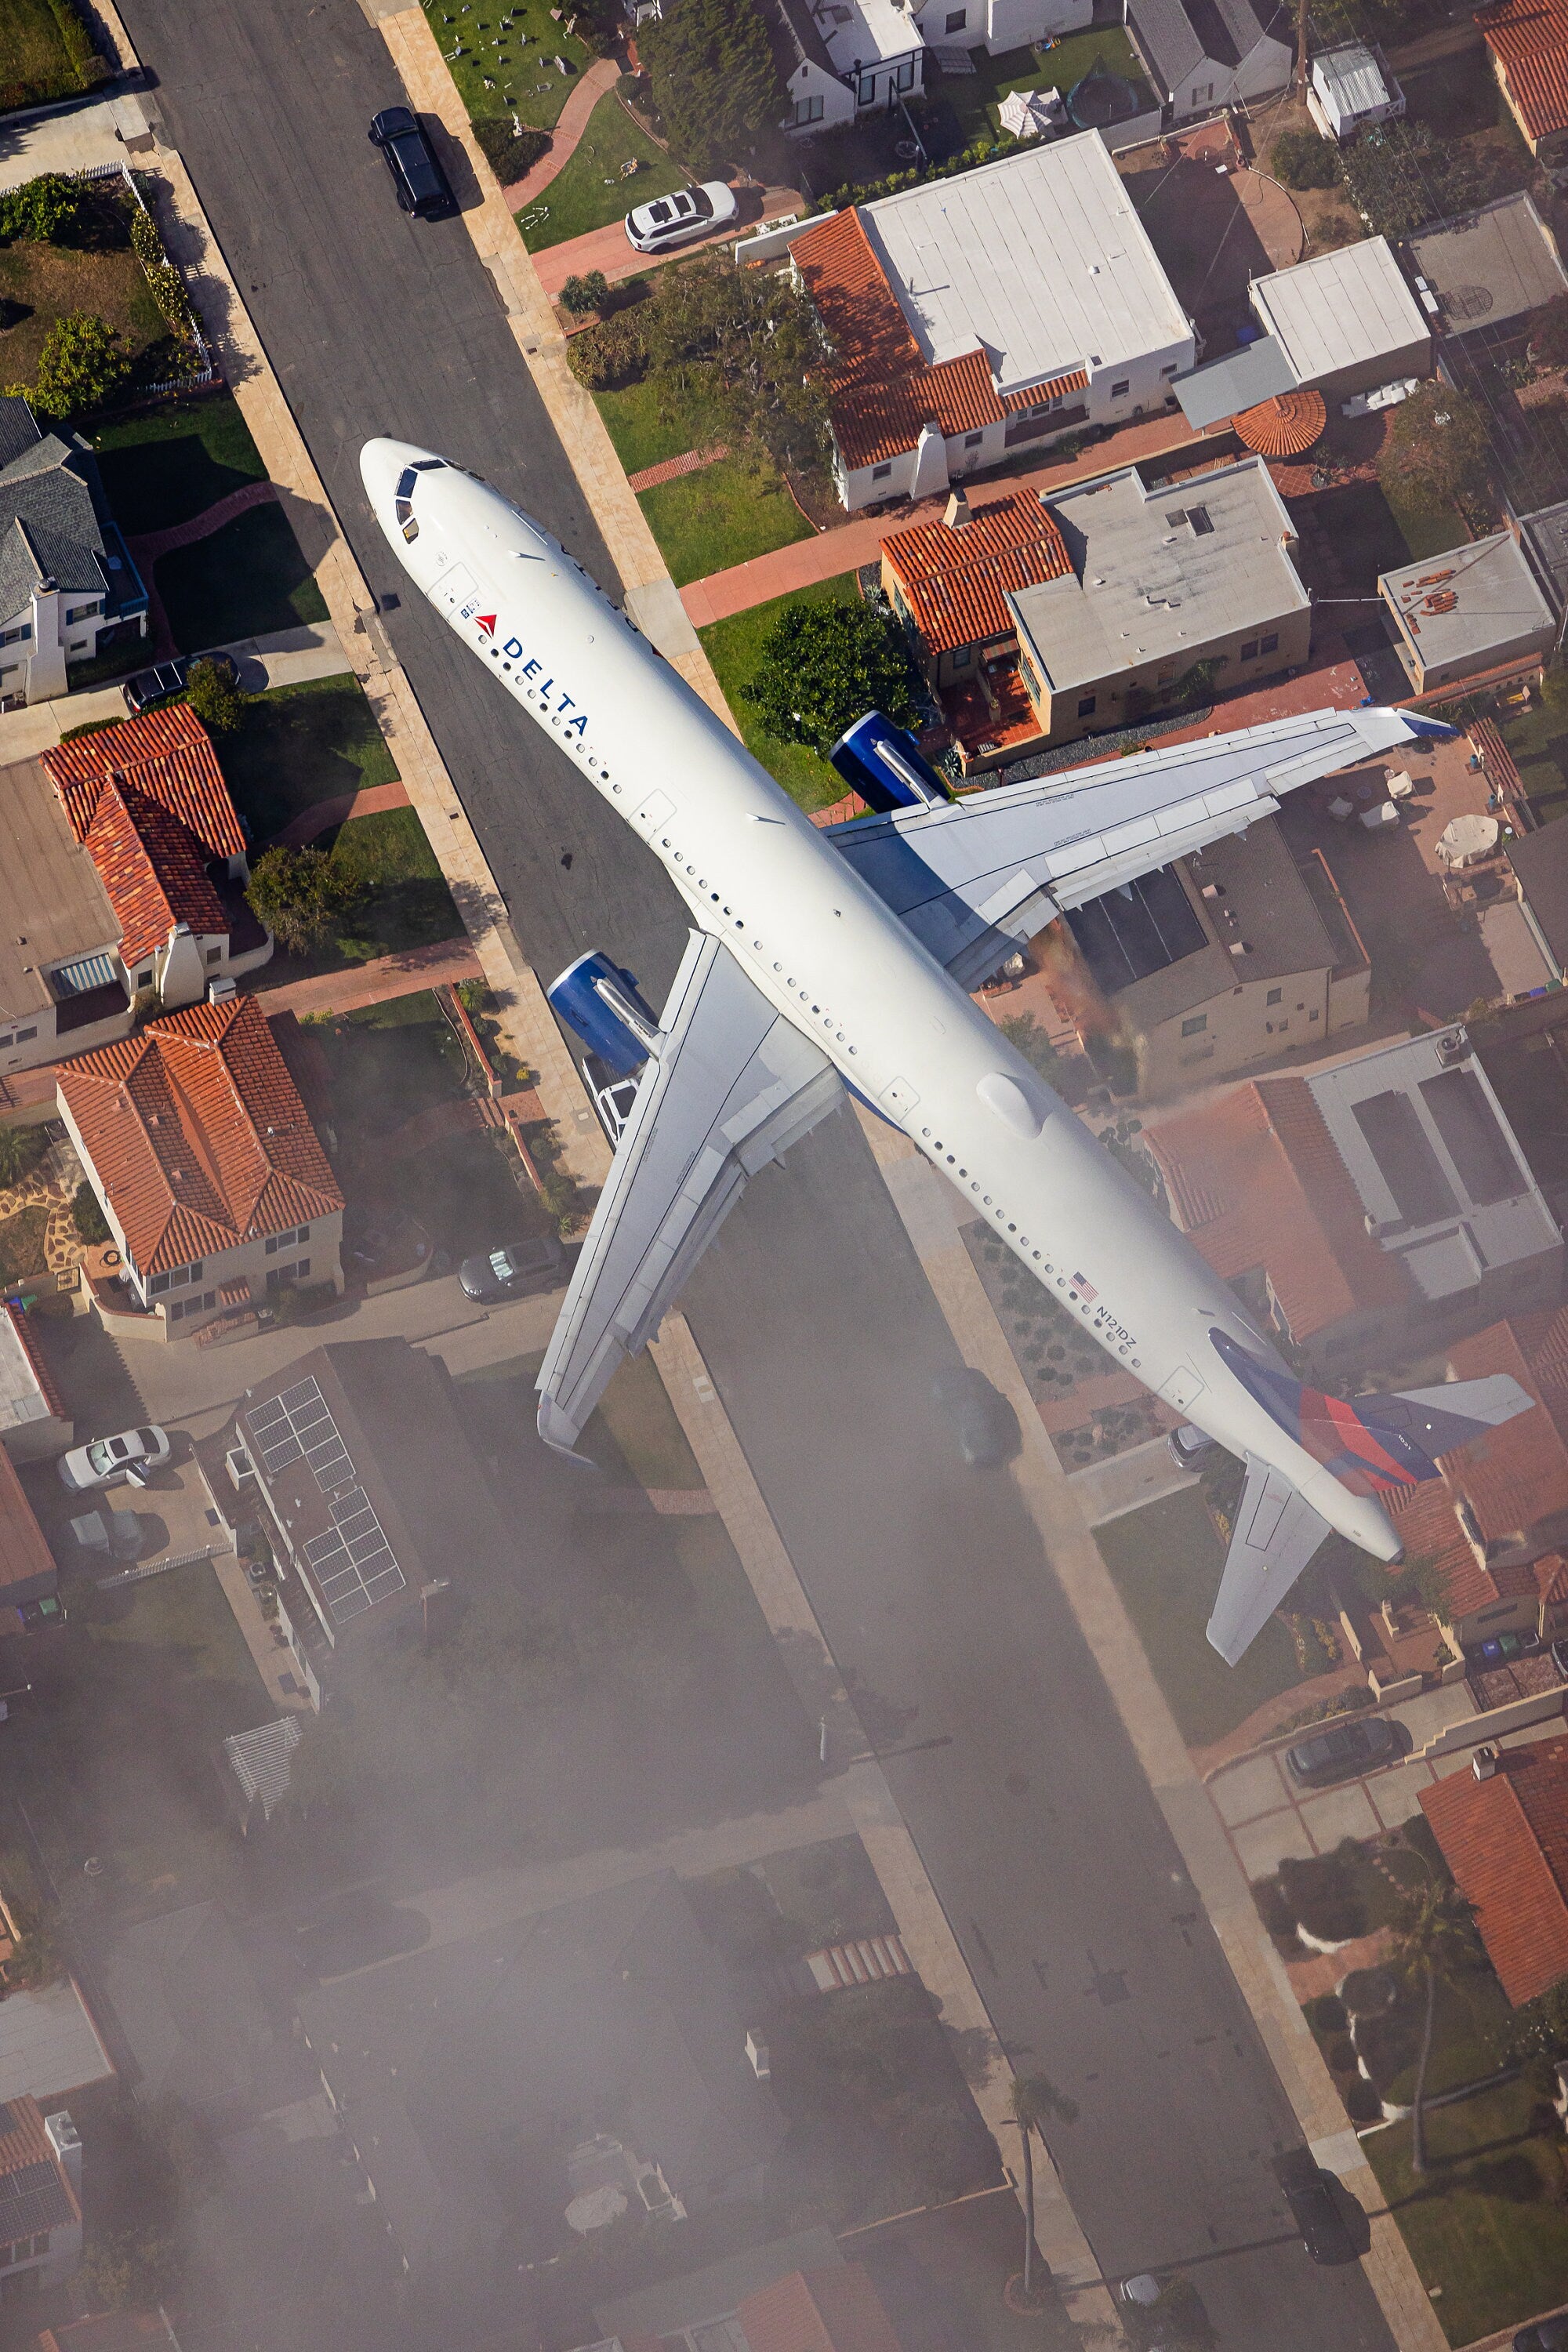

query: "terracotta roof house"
left=56, top=995, right=343, bottom=1342
left=0, top=2095, right=82, bottom=2303
left=42, top=705, right=247, bottom=868
left=0, top=1299, right=71, bottom=1465
left=1483, top=0, right=1568, bottom=162
left=1421, top=1737, right=1568, bottom=2003
left=880, top=488, right=1071, bottom=688
left=0, top=394, right=147, bottom=710
left=1146, top=1027, right=1559, bottom=1374
left=790, top=137, right=1192, bottom=512
left=738, top=2266, right=902, bottom=2352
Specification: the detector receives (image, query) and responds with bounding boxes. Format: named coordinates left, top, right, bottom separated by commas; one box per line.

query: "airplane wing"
left=826, top=706, right=1432, bottom=989
left=1206, top=1455, right=1332, bottom=1667
left=537, top=931, right=843, bottom=1455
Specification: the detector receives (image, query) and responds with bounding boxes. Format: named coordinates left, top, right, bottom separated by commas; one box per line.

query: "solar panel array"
left=303, top=1487, right=406, bottom=1623
left=246, top=1377, right=354, bottom=1491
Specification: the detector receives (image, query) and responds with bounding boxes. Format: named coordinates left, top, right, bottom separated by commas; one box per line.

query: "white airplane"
left=362, top=440, right=1531, bottom=1664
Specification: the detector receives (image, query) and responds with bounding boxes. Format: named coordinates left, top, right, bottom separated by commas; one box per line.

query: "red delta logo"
left=474, top=612, right=497, bottom=637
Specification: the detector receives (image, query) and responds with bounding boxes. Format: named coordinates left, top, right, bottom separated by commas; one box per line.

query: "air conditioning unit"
left=1228, top=940, right=1250, bottom=957
left=208, top=974, right=237, bottom=1005
left=1437, top=1029, right=1466, bottom=1065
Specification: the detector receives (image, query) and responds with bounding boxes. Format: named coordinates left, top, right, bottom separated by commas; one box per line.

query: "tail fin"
left=1210, top=1330, right=1533, bottom=1497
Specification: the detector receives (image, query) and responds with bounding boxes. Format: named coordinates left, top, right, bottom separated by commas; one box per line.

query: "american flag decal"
left=1072, top=1272, right=1097, bottom=1301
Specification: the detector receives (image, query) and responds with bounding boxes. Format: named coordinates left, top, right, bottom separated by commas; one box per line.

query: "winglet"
left=535, top=1394, right=601, bottom=1467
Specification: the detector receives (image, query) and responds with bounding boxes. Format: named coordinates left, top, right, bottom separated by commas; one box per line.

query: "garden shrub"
left=1269, top=128, right=1341, bottom=190
left=1305, top=1992, right=1348, bottom=2035
left=1279, top=1850, right=1367, bottom=1944
left=71, top=1182, right=109, bottom=1245
left=1343, top=2076, right=1383, bottom=2123
left=1324, top=2034, right=1357, bottom=2074
left=0, top=172, right=84, bottom=244
left=13, top=310, right=129, bottom=419
left=472, top=118, right=550, bottom=185
left=566, top=308, right=649, bottom=390
left=559, top=269, right=611, bottom=318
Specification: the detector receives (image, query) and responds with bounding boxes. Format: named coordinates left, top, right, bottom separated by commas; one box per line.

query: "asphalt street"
left=116, top=5, right=1395, bottom=2343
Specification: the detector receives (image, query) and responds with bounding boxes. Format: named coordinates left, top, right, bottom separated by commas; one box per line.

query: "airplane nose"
left=358, top=436, right=432, bottom=517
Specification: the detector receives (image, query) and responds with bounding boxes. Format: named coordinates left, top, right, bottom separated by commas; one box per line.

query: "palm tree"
left=1389, top=1879, right=1479, bottom=2175
left=1007, top=2073, right=1079, bottom=2299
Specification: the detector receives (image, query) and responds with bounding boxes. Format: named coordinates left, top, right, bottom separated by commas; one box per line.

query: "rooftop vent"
left=1472, top=1744, right=1500, bottom=1781
left=1437, top=1030, right=1467, bottom=1065
left=1227, top=940, right=1250, bottom=956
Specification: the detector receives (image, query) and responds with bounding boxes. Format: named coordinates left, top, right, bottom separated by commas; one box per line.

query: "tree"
left=1007, top=2074, right=1078, bottom=2299
left=1377, top=383, right=1492, bottom=528
left=1269, top=129, right=1341, bottom=191
left=998, top=1011, right=1063, bottom=1087
left=1339, top=121, right=1486, bottom=238
left=0, top=1121, right=49, bottom=1191
left=245, top=844, right=357, bottom=953
left=559, top=269, right=611, bottom=318
left=640, top=0, right=783, bottom=177
left=71, top=1181, right=109, bottom=1244
left=641, top=258, right=829, bottom=476
left=1388, top=1879, right=1480, bottom=2173
left=0, top=173, right=85, bottom=244
left=742, top=599, right=923, bottom=753
left=1532, top=295, right=1568, bottom=372
left=13, top=310, right=129, bottom=419
left=184, top=655, right=251, bottom=734
left=82, top=2230, right=180, bottom=2312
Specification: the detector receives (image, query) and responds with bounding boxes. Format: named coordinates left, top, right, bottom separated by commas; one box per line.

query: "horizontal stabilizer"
left=1381, top=1375, right=1534, bottom=1447
left=1207, top=1455, right=1332, bottom=1668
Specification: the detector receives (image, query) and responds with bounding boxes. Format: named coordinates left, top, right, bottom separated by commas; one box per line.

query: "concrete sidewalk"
left=679, top=416, right=1230, bottom=628
left=0, top=89, right=150, bottom=188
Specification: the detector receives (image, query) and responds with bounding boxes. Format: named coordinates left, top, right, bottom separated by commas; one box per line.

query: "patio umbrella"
left=999, top=87, right=1061, bottom=140
left=1232, top=388, right=1327, bottom=459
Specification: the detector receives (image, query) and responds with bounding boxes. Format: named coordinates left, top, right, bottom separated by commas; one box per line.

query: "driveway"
left=532, top=183, right=802, bottom=300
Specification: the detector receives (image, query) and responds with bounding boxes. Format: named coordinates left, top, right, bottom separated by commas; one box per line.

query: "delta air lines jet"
left=362, top=440, right=1530, bottom=1664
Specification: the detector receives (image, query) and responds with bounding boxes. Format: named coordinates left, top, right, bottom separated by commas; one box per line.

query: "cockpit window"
left=412, top=458, right=446, bottom=472
left=395, top=466, right=418, bottom=499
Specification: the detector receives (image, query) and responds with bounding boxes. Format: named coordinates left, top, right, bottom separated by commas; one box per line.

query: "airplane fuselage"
left=361, top=441, right=1403, bottom=1568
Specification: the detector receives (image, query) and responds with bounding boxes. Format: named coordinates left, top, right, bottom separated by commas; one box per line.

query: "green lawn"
left=699, top=573, right=859, bottom=811
left=522, top=89, right=687, bottom=250
left=930, top=31, right=1147, bottom=145
left=214, top=677, right=399, bottom=843
left=595, top=372, right=724, bottom=477
left=89, top=1555, right=258, bottom=1689
left=92, top=393, right=266, bottom=535
left=0, top=1200, right=49, bottom=1286
left=1380, top=477, right=1468, bottom=565
left=1499, top=699, right=1568, bottom=812
left=1363, top=2080, right=1568, bottom=2347
left=640, top=453, right=811, bottom=588
left=0, top=238, right=163, bottom=398
left=156, top=503, right=327, bottom=654
left=323, top=807, right=462, bottom=964
left=0, top=0, right=94, bottom=104
left=420, top=0, right=590, bottom=131
left=1093, top=1487, right=1303, bottom=1749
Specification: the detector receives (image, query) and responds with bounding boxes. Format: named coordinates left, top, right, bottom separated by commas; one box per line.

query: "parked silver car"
left=58, top=1425, right=172, bottom=1493
left=623, top=180, right=738, bottom=255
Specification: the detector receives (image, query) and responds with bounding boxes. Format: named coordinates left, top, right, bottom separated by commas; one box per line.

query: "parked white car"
left=59, top=1425, right=172, bottom=1493
left=623, top=180, right=738, bottom=255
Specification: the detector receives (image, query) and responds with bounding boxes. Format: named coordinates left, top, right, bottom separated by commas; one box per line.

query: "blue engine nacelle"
left=547, top=951, right=659, bottom=1078
left=829, top=710, right=953, bottom=815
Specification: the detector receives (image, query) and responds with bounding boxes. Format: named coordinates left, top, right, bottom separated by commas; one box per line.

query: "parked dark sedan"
left=368, top=106, right=456, bottom=219
left=122, top=649, right=238, bottom=714
left=1284, top=1714, right=1399, bottom=1788
left=458, top=1236, right=568, bottom=1304
left=1278, top=2161, right=1359, bottom=2266
left=1515, top=2314, right=1568, bottom=2350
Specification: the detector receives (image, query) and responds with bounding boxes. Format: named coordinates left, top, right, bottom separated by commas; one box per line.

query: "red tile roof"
left=0, top=1437, right=54, bottom=1604
left=1147, top=1078, right=1409, bottom=1343
left=738, top=2267, right=902, bottom=2352
left=833, top=350, right=1006, bottom=473
left=882, top=489, right=1073, bottom=653
left=84, top=782, right=230, bottom=972
left=5, top=1299, right=64, bottom=1423
left=1387, top=1475, right=1497, bottom=1622
left=1234, top=389, right=1327, bottom=458
left=56, top=996, right=343, bottom=1276
left=0, top=2094, right=78, bottom=2219
left=792, top=209, right=920, bottom=393
left=1421, top=1737, right=1568, bottom=2004
left=998, top=369, right=1089, bottom=414
left=1444, top=1310, right=1568, bottom=1544
left=42, top=706, right=245, bottom=863
left=1483, top=0, right=1568, bottom=138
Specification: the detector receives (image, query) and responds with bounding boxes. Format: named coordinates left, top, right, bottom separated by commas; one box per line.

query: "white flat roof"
left=862, top=132, right=1192, bottom=397
left=0, top=1309, right=54, bottom=1443
left=815, top=0, right=920, bottom=71
left=1250, top=238, right=1428, bottom=385
left=0, top=1979, right=114, bottom=2106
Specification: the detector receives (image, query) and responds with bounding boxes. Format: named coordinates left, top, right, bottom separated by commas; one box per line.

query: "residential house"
left=1420, top=1737, right=1568, bottom=2003
left=1307, top=41, right=1403, bottom=138
left=0, top=2098, right=82, bottom=2305
left=933, top=0, right=1092, bottom=56
left=1508, top=820, right=1568, bottom=985
left=0, top=760, right=133, bottom=1083
left=0, top=1303, right=71, bottom=1465
left=1058, top=821, right=1368, bottom=1096
left=1174, top=238, right=1430, bottom=432
left=1407, top=194, right=1568, bottom=339
left=1380, top=533, right=1557, bottom=697
left=0, top=1980, right=114, bottom=2114
left=0, top=396, right=147, bottom=709
left=56, top=994, right=344, bottom=1344
left=791, top=136, right=1194, bottom=511
left=297, top=1872, right=786, bottom=2310
left=1482, top=0, right=1568, bottom=171
left=99, top=1901, right=299, bottom=2130
left=0, top=1441, right=59, bottom=1632
left=596, top=2265, right=905, bottom=2352
left=1125, top=0, right=1290, bottom=122
left=771, top=0, right=925, bottom=133
left=593, top=2229, right=848, bottom=2343
left=880, top=487, right=1071, bottom=688
left=1146, top=1029, right=1562, bottom=1375
left=1005, top=458, right=1310, bottom=750
left=218, top=1338, right=508, bottom=1703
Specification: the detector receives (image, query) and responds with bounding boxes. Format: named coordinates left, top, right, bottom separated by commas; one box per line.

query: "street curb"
left=649, top=1312, right=1117, bottom=2343
left=854, top=1112, right=1449, bottom=2352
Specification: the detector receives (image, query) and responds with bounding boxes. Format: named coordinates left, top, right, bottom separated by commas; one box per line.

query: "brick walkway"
left=501, top=56, right=619, bottom=209
left=251, top=935, right=482, bottom=1020
left=679, top=416, right=1229, bottom=627
left=626, top=444, right=728, bottom=493
left=271, top=779, right=410, bottom=845
left=129, top=478, right=281, bottom=659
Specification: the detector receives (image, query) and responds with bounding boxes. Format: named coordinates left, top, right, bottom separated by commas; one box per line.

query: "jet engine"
left=547, top=951, right=660, bottom=1076
left=829, top=711, right=953, bottom=815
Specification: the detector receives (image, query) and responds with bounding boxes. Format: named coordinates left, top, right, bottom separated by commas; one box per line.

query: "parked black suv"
left=1284, top=1714, right=1399, bottom=1788
left=458, top=1236, right=568, bottom=1304
left=369, top=107, right=456, bottom=220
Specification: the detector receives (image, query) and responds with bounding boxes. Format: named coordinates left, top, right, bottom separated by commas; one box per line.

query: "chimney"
left=943, top=488, right=971, bottom=530
left=1472, top=1744, right=1500, bottom=1781
left=745, top=2028, right=771, bottom=2081
left=45, top=2110, right=82, bottom=2200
